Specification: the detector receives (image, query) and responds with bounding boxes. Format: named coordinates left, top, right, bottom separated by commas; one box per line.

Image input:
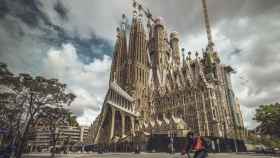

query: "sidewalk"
left=22, top=152, right=280, bottom=158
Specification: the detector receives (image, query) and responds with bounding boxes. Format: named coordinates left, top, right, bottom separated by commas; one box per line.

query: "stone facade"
left=87, top=1, right=244, bottom=144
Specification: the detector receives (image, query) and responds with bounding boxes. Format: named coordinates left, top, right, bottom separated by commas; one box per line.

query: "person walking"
left=193, top=136, right=209, bottom=158
left=182, top=132, right=194, bottom=158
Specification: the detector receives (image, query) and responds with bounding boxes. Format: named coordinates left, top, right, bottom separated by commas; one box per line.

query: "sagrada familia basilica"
left=86, top=0, right=244, bottom=145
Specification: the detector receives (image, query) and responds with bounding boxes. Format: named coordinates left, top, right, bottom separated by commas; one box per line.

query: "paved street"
left=23, top=152, right=280, bottom=158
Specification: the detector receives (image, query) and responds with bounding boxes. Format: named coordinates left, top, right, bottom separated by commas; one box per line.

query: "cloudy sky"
left=0, top=0, right=279, bottom=129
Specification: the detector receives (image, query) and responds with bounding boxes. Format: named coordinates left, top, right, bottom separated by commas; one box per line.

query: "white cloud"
left=77, top=109, right=100, bottom=126
left=42, top=43, right=111, bottom=126
left=38, top=0, right=133, bottom=40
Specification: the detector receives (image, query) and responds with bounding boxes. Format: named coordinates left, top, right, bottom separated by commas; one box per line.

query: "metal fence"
left=85, top=135, right=247, bottom=153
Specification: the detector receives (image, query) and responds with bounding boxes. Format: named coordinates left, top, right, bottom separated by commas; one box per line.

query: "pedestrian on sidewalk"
left=181, top=131, right=194, bottom=158
left=193, top=136, right=210, bottom=158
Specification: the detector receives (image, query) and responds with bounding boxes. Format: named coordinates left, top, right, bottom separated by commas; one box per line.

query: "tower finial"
left=133, top=10, right=138, bottom=18
left=195, top=51, right=199, bottom=58
left=188, top=51, right=192, bottom=61
left=181, top=48, right=185, bottom=54
left=182, top=48, right=186, bottom=66
left=121, top=14, right=127, bottom=31
left=132, top=0, right=155, bottom=22
left=202, top=0, right=214, bottom=51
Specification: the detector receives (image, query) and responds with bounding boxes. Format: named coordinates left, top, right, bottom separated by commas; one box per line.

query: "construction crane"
left=201, top=0, right=214, bottom=51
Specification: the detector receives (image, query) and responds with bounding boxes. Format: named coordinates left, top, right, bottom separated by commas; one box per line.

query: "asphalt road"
left=23, top=152, right=280, bottom=158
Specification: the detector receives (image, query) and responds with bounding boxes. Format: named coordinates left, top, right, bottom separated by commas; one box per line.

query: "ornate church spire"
left=109, top=14, right=128, bottom=86
left=170, top=31, right=181, bottom=67
left=126, top=2, right=149, bottom=93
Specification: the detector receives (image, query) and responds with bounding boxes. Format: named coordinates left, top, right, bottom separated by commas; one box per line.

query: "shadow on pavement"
left=236, top=152, right=280, bottom=157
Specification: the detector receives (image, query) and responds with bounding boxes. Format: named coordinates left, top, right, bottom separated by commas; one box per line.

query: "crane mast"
left=202, top=0, right=214, bottom=51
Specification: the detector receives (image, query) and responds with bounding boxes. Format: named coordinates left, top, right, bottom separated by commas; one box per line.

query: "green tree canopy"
left=66, top=111, right=79, bottom=127
left=254, top=103, right=280, bottom=138
left=0, top=63, right=76, bottom=158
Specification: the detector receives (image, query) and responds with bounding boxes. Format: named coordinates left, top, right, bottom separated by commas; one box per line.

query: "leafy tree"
left=38, top=109, right=78, bottom=157
left=62, top=136, right=72, bottom=154
left=0, top=63, right=75, bottom=158
left=0, top=90, right=20, bottom=146
left=254, top=103, right=280, bottom=138
left=247, top=130, right=280, bottom=148
left=39, top=106, right=70, bottom=157
left=66, top=111, right=79, bottom=127
left=0, top=63, right=22, bottom=146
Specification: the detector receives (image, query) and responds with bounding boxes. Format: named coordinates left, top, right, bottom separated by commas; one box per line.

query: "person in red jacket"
left=193, top=136, right=209, bottom=158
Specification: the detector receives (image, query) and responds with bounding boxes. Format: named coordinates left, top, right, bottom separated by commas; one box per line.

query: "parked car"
left=274, top=148, right=280, bottom=155
left=263, top=147, right=275, bottom=154
left=255, top=145, right=266, bottom=153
